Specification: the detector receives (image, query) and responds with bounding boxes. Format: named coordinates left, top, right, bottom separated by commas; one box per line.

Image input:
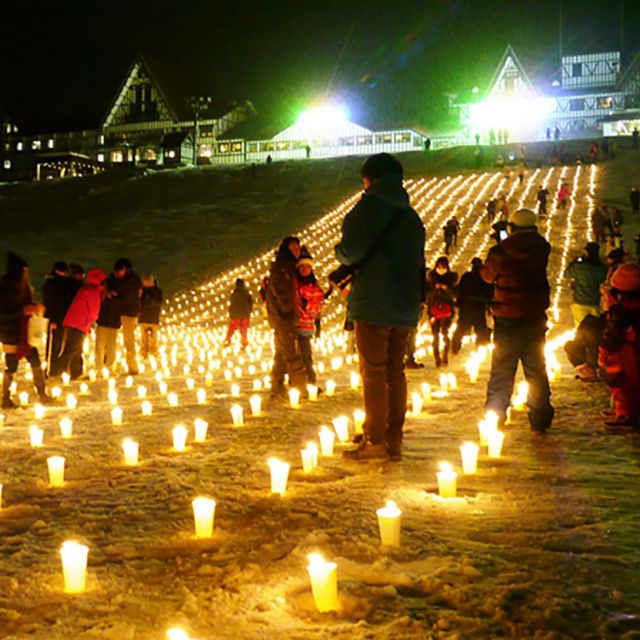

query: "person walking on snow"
left=536, top=186, right=549, bottom=218
left=426, top=256, right=458, bottom=368
left=481, top=209, right=554, bottom=433
left=630, top=186, right=640, bottom=215
left=335, top=153, right=425, bottom=461
left=224, top=278, right=253, bottom=348
left=557, top=182, right=571, bottom=210
left=139, top=274, right=163, bottom=358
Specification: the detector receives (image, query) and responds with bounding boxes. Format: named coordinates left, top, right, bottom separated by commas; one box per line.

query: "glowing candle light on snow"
left=230, top=404, right=244, bottom=426
left=192, top=497, right=216, bottom=538
left=19, top=391, right=29, bottom=407
left=332, top=416, right=349, bottom=443
left=512, top=381, right=528, bottom=410
left=141, top=400, right=152, bottom=416
left=79, top=382, right=89, bottom=395
left=301, top=447, right=315, bottom=473
left=349, top=371, right=360, bottom=390
left=88, top=370, right=97, bottom=383
left=487, top=429, right=505, bottom=459
left=125, top=375, right=133, bottom=388
left=353, top=409, right=365, bottom=434
left=34, top=403, right=46, bottom=419
left=186, top=377, right=195, bottom=390
left=376, top=499, right=402, bottom=547
left=47, top=456, right=65, bottom=487
left=166, top=628, right=191, bottom=640
left=319, top=426, right=335, bottom=456
left=59, top=417, right=73, bottom=439
left=439, top=373, right=448, bottom=391
left=307, top=441, right=319, bottom=467
left=325, top=380, right=336, bottom=396
left=122, top=438, right=139, bottom=465
left=111, top=406, right=123, bottom=426
left=108, top=390, right=118, bottom=406
left=60, top=540, right=89, bottom=593
left=249, top=395, right=262, bottom=416
left=205, top=372, right=213, bottom=387
left=252, top=379, right=262, bottom=391
left=61, top=372, right=70, bottom=386
left=411, top=392, right=423, bottom=416
left=158, top=381, right=168, bottom=395
left=306, top=384, right=319, bottom=401
left=194, top=418, right=208, bottom=443
left=421, top=383, right=432, bottom=402
left=231, top=383, right=240, bottom=397
left=137, top=385, right=147, bottom=399
left=447, top=373, right=457, bottom=390
left=29, top=424, right=44, bottom=447
left=307, top=553, right=339, bottom=612
left=66, top=394, right=77, bottom=410
left=436, top=462, right=458, bottom=498
left=168, top=392, right=179, bottom=407
left=172, top=425, right=188, bottom=451
left=196, top=388, right=206, bottom=405
left=268, top=458, right=290, bottom=495
left=289, top=388, right=301, bottom=408
left=460, top=442, right=479, bottom=474
left=51, top=386, right=62, bottom=399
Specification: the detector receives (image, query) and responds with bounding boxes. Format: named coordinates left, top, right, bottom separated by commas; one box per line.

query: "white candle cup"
left=192, top=497, right=216, bottom=538
left=125, top=375, right=133, bottom=388
left=349, top=371, right=360, bottom=390
left=230, top=383, right=240, bottom=398
left=252, top=379, right=262, bottom=392
left=166, top=628, right=191, bottom=640
left=141, top=400, right=152, bottom=416
left=60, top=540, right=89, bottom=593
left=353, top=409, right=365, bottom=434
left=436, top=462, right=458, bottom=498
left=224, top=369, right=233, bottom=381
left=487, top=430, right=506, bottom=459
left=319, top=427, right=335, bottom=456
left=230, top=404, right=244, bottom=427
left=61, top=372, right=71, bottom=386
left=249, top=395, right=262, bottom=417
left=34, top=403, right=46, bottom=420
left=47, top=456, right=65, bottom=487
left=137, top=385, right=147, bottom=399
left=186, top=377, right=195, bottom=390
left=168, top=392, right=179, bottom=407
left=460, top=442, right=480, bottom=474
left=289, top=388, right=301, bottom=408
left=447, top=373, right=457, bottom=390
left=172, top=425, right=188, bottom=451
left=51, top=386, right=62, bottom=399
left=439, top=373, right=449, bottom=391
left=307, top=442, right=319, bottom=468
left=411, top=392, right=423, bottom=417
left=88, top=370, right=97, bottom=382
left=332, top=416, right=349, bottom=443
left=196, top=388, right=206, bottom=405
left=122, top=438, right=139, bottom=466
left=301, top=448, right=314, bottom=473
left=505, top=407, right=513, bottom=425
left=268, top=458, right=290, bottom=496
left=19, top=391, right=29, bottom=407
left=307, top=553, right=339, bottom=612
left=158, top=381, right=168, bottom=395
left=205, top=372, right=214, bottom=387
left=421, top=383, right=432, bottom=402
left=376, top=500, right=402, bottom=547
left=79, top=382, right=90, bottom=396
left=111, top=406, right=123, bottom=426
left=66, top=394, right=77, bottom=410
left=307, top=384, right=319, bottom=402
left=194, top=419, right=208, bottom=443
left=325, top=380, right=336, bottom=397
left=108, top=378, right=116, bottom=391
left=29, top=424, right=44, bottom=447
left=59, top=417, right=73, bottom=439
left=465, top=360, right=480, bottom=383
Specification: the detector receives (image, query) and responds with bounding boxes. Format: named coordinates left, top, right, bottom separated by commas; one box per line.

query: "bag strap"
left=355, top=208, right=405, bottom=270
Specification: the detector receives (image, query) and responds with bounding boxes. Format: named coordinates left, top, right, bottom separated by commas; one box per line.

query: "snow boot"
left=2, top=372, right=16, bottom=409
left=32, top=366, right=55, bottom=405
left=342, top=441, right=387, bottom=461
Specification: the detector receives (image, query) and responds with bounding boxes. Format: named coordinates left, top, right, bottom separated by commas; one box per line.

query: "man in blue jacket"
left=335, top=153, right=425, bottom=460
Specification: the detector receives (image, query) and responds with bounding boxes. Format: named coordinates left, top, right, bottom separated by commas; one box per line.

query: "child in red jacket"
left=56, top=267, right=106, bottom=379
left=295, top=254, right=325, bottom=384
left=598, top=263, right=640, bottom=431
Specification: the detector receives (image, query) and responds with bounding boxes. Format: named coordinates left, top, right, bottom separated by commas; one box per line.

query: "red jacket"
left=295, top=277, right=325, bottom=335
left=63, top=268, right=107, bottom=334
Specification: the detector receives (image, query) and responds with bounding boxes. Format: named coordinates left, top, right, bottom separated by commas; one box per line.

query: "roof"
left=160, top=131, right=190, bottom=146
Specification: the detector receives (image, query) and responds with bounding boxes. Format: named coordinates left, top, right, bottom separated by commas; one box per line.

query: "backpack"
left=430, top=301, right=453, bottom=320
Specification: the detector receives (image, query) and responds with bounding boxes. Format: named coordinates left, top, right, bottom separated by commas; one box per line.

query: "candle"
left=19, top=391, right=29, bottom=407
left=79, top=382, right=90, bottom=396
left=192, top=497, right=216, bottom=538
left=505, top=407, right=513, bottom=425
left=60, top=540, right=89, bottom=593
left=141, top=400, right=153, bottom=416
left=88, top=370, right=97, bottom=383
left=487, top=429, right=505, bottom=459
left=0, top=413, right=4, bottom=428
left=61, top=372, right=70, bottom=386
left=108, top=390, right=118, bottom=406
left=59, top=417, right=73, bottom=439
left=47, top=456, right=65, bottom=487
left=252, top=379, right=262, bottom=391
left=411, top=392, right=423, bottom=417
left=34, top=403, right=46, bottom=419
left=205, top=372, right=214, bottom=387
left=125, top=375, right=133, bottom=388
left=108, top=378, right=116, bottom=391
left=194, top=419, right=208, bottom=443
left=301, top=447, right=315, bottom=473
left=166, top=628, right=191, bottom=640
left=196, top=388, right=206, bottom=405
left=122, top=438, right=139, bottom=465
left=231, top=383, right=240, bottom=397
left=168, top=392, right=179, bottom=407
left=186, top=377, right=195, bottom=390
left=137, top=385, right=147, bottom=399
left=268, top=458, right=290, bottom=495
left=158, top=381, right=168, bottom=395
left=512, top=381, right=528, bottom=410
left=51, top=386, right=62, bottom=398
left=307, top=553, right=339, bottom=612
left=224, top=369, right=232, bottom=381
left=349, top=371, right=360, bottom=390
left=325, top=380, right=336, bottom=397
left=465, top=359, right=480, bottom=383
left=439, top=373, right=448, bottom=391
left=172, top=425, right=188, bottom=451
left=111, top=406, right=123, bottom=426
left=319, top=426, right=335, bottom=456
left=376, top=500, right=402, bottom=547
left=332, top=416, right=349, bottom=443
left=230, top=404, right=244, bottom=427
left=249, top=395, right=262, bottom=417
left=436, top=462, right=458, bottom=498
left=460, top=442, right=479, bottom=474
left=307, top=442, right=319, bottom=468
left=66, top=394, right=77, bottom=410
left=307, top=384, right=319, bottom=402
left=447, top=373, right=457, bottom=390
left=29, top=424, right=44, bottom=447
left=353, top=409, right=365, bottom=434
left=289, top=388, right=301, bottom=408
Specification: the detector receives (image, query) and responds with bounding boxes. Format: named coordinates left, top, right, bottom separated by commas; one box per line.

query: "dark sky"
left=1, top=0, right=638, bottom=132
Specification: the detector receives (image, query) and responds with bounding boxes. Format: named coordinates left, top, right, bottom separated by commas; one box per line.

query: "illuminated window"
left=199, top=144, right=212, bottom=157
left=111, top=150, right=124, bottom=162
left=357, top=136, right=373, bottom=145
left=167, top=150, right=176, bottom=158
left=395, top=132, right=411, bottom=143
left=597, top=97, right=612, bottom=109
left=248, top=142, right=258, bottom=153
left=217, top=144, right=229, bottom=154
left=231, top=142, right=243, bottom=153
left=3, top=159, right=11, bottom=170
left=99, top=134, right=105, bottom=145
left=97, top=153, right=105, bottom=163
left=32, top=140, right=42, bottom=150
left=16, top=141, right=23, bottom=151
left=47, top=138, right=54, bottom=149
left=376, top=133, right=393, bottom=144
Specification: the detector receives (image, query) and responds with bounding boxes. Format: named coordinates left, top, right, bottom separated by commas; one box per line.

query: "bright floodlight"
left=297, top=105, right=349, bottom=138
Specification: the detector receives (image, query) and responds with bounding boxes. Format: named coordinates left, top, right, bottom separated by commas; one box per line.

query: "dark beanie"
left=52, top=260, right=69, bottom=274
left=585, top=242, right=600, bottom=261
left=113, top=257, right=133, bottom=271
left=361, top=153, right=403, bottom=181
left=7, top=251, right=28, bottom=277
left=235, top=278, right=244, bottom=287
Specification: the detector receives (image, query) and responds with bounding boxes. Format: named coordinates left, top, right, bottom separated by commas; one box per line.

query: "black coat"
left=457, top=268, right=493, bottom=311
left=0, top=276, right=32, bottom=345
left=229, top=285, right=253, bottom=319
left=42, top=274, right=78, bottom=325
left=139, top=285, right=163, bottom=324
left=97, top=276, right=122, bottom=329
left=111, top=270, right=142, bottom=318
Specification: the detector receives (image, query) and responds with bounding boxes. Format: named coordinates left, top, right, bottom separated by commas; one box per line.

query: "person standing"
left=266, top=236, right=308, bottom=397
left=630, top=186, right=639, bottom=215
left=224, top=278, right=252, bottom=348
left=426, top=256, right=458, bottom=368
left=335, top=153, right=425, bottom=460
left=592, top=206, right=608, bottom=243
left=95, top=283, right=120, bottom=373
left=139, top=274, right=163, bottom=358
left=557, top=182, right=571, bottom=210
left=0, top=252, right=53, bottom=408
left=452, top=257, right=493, bottom=354
left=536, top=185, right=549, bottom=218
left=481, top=209, right=554, bottom=433
left=564, top=243, right=607, bottom=327
left=110, top=258, right=142, bottom=375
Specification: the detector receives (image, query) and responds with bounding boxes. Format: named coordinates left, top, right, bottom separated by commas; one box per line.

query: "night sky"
left=1, top=0, right=638, bottom=133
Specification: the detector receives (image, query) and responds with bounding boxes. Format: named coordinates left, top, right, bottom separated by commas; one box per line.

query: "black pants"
left=564, top=314, right=604, bottom=370
left=46, top=325, right=65, bottom=374
left=486, top=316, right=554, bottom=431
left=5, top=347, right=41, bottom=374
left=356, top=322, right=410, bottom=445
left=452, top=306, right=490, bottom=354
left=269, top=315, right=307, bottom=393
left=296, top=334, right=316, bottom=384
left=58, top=327, right=85, bottom=379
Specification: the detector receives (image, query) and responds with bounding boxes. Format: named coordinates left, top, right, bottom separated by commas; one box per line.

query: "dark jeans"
left=269, top=315, right=307, bottom=392
left=5, top=346, right=41, bottom=374
left=564, top=314, right=604, bottom=370
left=486, top=316, right=554, bottom=431
left=296, top=334, right=316, bottom=384
left=46, top=325, right=65, bottom=373
left=58, top=327, right=85, bottom=379
left=452, top=305, right=490, bottom=354
left=355, top=321, right=410, bottom=445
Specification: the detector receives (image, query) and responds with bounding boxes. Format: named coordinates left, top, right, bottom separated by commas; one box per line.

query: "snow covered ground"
left=1, top=164, right=640, bottom=639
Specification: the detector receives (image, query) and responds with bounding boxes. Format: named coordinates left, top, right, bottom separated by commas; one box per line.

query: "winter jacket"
left=97, top=274, right=122, bottom=329
left=266, top=249, right=298, bottom=323
left=295, top=275, right=325, bottom=335
left=426, top=270, right=458, bottom=320
left=335, top=174, right=426, bottom=328
left=565, top=259, right=607, bottom=306
left=481, top=230, right=551, bottom=318
left=111, top=270, right=142, bottom=318
left=229, top=284, right=253, bottom=320
left=457, top=268, right=493, bottom=311
left=0, top=276, right=33, bottom=346
left=140, top=284, right=163, bottom=324
left=63, top=268, right=107, bottom=334
left=42, top=274, right=79, bottom=325
left=558, top=185, right=571, bottom=202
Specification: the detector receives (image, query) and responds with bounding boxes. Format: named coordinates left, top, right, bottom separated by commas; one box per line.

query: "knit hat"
left=361, top=153, right=403, bottom=181
left=296, top=257, right=314, bottom=270
left=508, top=209, right=537, bottom=230
left=610, top=263, right=640, bottom=293
left=6, top=251, right=28, bottom=277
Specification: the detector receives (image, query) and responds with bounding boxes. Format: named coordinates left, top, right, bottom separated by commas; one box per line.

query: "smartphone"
left=499, top=230, right=508, bottom=241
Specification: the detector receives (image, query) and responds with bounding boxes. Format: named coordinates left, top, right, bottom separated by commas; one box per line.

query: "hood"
left=501, top=231, right=550, bottom=262
left=366, top=174, right=410, bottom=209
left=87, top=267, right=107, bottom=286
left=6, top=251, right=28, bottom=278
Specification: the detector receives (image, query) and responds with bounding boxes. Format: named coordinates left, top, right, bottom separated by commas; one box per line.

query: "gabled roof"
left=486, top=44, right=535, bottom=100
